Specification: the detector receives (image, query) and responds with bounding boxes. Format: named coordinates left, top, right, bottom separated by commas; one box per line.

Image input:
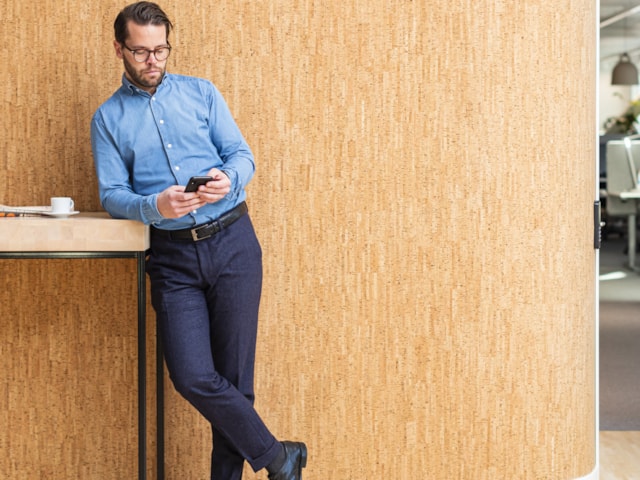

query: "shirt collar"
left=121, top=72, right=171, bottom=96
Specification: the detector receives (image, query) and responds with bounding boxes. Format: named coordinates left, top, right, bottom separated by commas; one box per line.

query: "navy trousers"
left=147, top=213, right=280, bottom=479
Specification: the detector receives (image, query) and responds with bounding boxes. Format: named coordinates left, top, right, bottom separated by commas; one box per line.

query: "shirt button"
left=175, top=166, right=180, bottom=171
left=159, top=120, right=165, bottom=124
left=167, top=144, right=172, bottom=148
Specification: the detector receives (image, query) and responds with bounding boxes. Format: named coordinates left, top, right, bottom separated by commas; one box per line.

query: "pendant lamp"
left=612, top=52, right=639, bottom=85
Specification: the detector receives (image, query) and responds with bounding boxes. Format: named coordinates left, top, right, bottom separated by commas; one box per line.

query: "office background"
left=0, top=1, right=597, bottom=478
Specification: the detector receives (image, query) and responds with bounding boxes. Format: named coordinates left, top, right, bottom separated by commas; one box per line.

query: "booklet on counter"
left=0, top=205, right=52, bottom=217
left=0, top=204, right=80, bottom=218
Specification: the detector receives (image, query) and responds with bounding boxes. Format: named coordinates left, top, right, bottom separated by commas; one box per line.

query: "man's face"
left=114, top=21, right=169, bottom=93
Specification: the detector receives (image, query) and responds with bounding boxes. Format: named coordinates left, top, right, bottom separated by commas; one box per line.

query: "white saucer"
left=41, top=211, right=80, bottom=218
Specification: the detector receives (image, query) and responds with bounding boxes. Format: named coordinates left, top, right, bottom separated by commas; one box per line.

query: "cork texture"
left=1, top=0, right=597, bottom=478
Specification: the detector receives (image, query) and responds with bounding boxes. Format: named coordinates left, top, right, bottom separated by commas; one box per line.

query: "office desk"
left=0, top=212, right=152, bottom=479
left=611, top=188, right=640, bottom=272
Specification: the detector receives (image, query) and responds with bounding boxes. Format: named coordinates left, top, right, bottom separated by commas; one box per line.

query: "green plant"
left=604, top=93, right=640, bottom=134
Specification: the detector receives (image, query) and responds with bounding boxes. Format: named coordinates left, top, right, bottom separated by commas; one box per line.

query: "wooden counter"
left=0, top=212, right=154, bottom=480
left=0, top=212, right=149, bottom=252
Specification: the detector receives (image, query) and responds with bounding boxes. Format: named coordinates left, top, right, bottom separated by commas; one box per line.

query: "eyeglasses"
left=122, top=44, right=172, bottom=63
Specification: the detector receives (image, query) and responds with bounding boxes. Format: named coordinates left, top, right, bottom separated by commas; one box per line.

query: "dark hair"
left=114, top=2, right=173, bottom=44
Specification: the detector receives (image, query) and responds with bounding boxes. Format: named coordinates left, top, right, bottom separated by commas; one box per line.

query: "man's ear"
left=113, top=40, right=124, bottom=59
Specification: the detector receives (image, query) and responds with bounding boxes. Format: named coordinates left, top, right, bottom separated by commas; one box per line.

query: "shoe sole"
left=299, top=443, right=307, bottom=469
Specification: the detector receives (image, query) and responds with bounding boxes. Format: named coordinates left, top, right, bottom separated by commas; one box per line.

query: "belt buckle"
left=190, top=222, right=217, bottom=241
left=191, top=229, right=202, bottom=241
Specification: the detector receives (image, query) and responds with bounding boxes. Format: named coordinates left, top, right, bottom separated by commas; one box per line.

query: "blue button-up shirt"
left=91, top=73, right=254, bottom=230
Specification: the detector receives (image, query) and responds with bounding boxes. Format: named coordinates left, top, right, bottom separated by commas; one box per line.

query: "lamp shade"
left=612, top=53, right=639, bottom=85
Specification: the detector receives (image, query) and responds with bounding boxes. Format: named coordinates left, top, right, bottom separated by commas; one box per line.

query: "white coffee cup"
left=51, top=197, right=74, bottom=214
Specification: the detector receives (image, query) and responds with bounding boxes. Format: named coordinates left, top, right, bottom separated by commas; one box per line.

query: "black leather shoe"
left=268, top=441, right=307, bottom=480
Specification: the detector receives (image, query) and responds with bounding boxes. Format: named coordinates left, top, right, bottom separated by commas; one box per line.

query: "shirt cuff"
left=221, top=169, right=239, bottom=200
left=144, top=194, right=165, bottom=224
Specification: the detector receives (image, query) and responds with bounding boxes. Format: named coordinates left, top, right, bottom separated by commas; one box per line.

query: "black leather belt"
left=152, top=201, right=248, bottom=242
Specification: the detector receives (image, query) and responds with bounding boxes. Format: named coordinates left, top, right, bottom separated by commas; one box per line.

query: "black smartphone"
left=184, top=176, right=213, bottom=192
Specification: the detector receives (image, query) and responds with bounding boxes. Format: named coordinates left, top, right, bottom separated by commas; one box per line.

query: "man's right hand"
left=157, top=185, right=207, bottom=219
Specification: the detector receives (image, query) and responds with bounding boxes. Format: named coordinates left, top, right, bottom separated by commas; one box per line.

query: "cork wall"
left=1, top=1, right=597, bottom=479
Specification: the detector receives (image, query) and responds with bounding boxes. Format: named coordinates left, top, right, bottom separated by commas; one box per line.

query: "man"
left=90, top=3, right=307, bottom=479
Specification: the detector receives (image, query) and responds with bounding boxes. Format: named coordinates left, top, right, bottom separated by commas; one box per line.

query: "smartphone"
left=184, top=176, right=213, bottom=192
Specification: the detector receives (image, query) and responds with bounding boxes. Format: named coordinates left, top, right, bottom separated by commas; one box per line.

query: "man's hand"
left=157, top=185, right=207, bottom=219
left=156, top=169, right=231, bottom=219
left=196, top=168, right=231, bottom=203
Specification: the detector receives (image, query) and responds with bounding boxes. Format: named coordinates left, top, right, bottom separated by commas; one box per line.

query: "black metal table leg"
left=137, top=252, right=147, bottom=480
left=157, top=320, right=165, bottom=479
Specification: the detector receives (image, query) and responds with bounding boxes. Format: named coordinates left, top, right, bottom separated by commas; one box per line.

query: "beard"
left=123, top=56, right=166, bottom=92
